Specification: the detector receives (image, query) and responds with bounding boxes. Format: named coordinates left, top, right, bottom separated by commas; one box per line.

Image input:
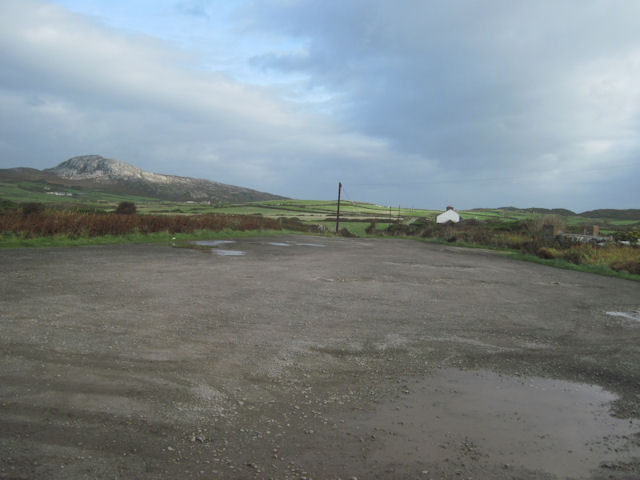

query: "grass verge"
left=0, top=229, right=298, bottom=249
left=411, top=232, right=640, bottom=282
left=508, top=252, right=640, bottom=282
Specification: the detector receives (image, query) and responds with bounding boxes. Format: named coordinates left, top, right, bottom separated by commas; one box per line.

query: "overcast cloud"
left=1, top=0, right=639, bottom=210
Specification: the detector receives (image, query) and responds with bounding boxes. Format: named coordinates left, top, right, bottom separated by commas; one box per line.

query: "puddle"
left=191, top=240, right=236, bottom=247
left=606, top=310, right=640, bottom=322
left=354, top=369, right=639, bottom=478
left=186, top=239, right=325, bottom=255
left=267, top=241, right=326, bottom=247
left=211, top=249, right=245, bottom=256
left=187, top=240, right=245, bottom=256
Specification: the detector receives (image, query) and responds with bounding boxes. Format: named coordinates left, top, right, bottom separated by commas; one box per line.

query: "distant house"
left=436, top=206, right=460, bottom=224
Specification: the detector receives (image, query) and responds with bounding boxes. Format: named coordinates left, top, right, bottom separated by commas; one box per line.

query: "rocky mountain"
left=2, top=155, right=285, bottom=203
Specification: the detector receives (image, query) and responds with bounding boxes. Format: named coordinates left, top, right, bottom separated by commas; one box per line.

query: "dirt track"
left=1, top=235, right=639, bottom=479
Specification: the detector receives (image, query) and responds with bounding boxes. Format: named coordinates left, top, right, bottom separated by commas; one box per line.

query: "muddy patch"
left=352, top=369, right=639, bottom=478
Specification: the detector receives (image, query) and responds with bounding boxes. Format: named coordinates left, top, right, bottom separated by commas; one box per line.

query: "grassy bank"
left=411, top=236, right=640, bottom=281
left=509, top=252, right=640, bottom=282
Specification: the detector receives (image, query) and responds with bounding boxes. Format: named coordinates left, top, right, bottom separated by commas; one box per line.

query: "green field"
left=1, top=181, right=639, bottom=232
left=0, top=181, right=161, bottom=212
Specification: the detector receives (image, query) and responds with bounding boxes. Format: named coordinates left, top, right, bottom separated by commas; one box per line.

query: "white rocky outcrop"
left=43, top=155, right=283, bottom=202
left=48, top=155, right=189, bottom=185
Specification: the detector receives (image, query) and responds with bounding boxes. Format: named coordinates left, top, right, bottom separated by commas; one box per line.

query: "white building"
left=436, top=206, right=460, bottom=224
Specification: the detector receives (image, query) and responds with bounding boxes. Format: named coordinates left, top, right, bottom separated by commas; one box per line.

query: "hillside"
left=578, top=209, right=640, bottom=220
left=0, top=155, right=286, bottom=203
left=488, top=206, right=640, bottom=220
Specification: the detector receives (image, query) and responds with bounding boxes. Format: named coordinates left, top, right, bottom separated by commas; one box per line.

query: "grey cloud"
left=243, top=0, right=640, bottom=181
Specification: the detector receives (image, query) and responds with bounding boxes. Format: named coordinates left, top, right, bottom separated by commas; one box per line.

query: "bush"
left=561, top=248, right=588, bottom=264
left=610, top=259, right=640, bottom=274
left=365, top=220, right=376, bottom=234
left=614, top=231, right=639, bottom=243
left=537, top=247, right=559, bottom=259
left=21, top=202, right=45, bottom=216
left=519, top=238, right=543, bottom=255
left=115, top=202, right=136, bottom=215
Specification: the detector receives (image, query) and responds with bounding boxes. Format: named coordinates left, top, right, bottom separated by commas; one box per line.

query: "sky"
left=1, top=0, right=639, bottom=211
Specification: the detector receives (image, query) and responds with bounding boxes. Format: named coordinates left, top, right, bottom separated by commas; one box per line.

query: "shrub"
left=614, top=231, right=639, bottom=243
left=21, top=202, right=45, bottom=216
left=115, top=201, right=136, bottom=215
left=519, top=238, right=543, bottom=255
left=537, top=247, right=559, bottom=259
left=365, top=220, right=376, bottom=234
left=610, top=259, right=640, bottom=274
left=561, top=248, right=588, bottom=264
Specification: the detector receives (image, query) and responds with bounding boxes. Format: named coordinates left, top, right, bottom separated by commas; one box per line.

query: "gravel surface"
left=1, top=235, right=639, bottom=479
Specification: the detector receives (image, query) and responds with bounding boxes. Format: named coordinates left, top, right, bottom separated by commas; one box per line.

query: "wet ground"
left=1, top=235, right=639, bottom=479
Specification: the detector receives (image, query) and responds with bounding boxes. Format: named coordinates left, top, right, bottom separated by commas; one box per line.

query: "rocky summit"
left=36, top=155, right=286, bottom=202
left=46, top=155, right=156, bottom=181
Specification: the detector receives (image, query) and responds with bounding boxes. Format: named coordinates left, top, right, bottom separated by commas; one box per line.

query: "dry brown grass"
left=0, top=210, right=295, bottom=237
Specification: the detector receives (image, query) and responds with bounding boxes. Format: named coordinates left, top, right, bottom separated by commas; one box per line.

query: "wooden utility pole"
left=335, top=182, right=342, bottom=234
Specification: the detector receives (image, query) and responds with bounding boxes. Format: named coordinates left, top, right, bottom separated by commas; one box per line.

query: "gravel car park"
left=1, top=235, right=639, bottom=479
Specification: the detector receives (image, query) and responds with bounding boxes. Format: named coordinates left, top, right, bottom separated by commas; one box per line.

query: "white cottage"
left=436, top=206, right=460, bottom=224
